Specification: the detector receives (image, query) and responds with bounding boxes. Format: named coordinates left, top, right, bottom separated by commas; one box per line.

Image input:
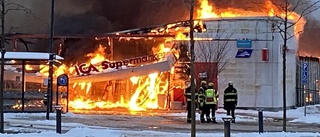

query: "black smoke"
left=54, top=0, right=189, bottom=34
left=14, top=0, right=320, bottom=58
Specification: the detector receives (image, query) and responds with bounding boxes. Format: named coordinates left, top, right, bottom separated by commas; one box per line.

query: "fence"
left=296, top=57, right=320, bottom=107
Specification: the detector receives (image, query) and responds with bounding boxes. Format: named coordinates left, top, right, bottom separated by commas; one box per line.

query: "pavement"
left=3, top=109, right=320, bottom=134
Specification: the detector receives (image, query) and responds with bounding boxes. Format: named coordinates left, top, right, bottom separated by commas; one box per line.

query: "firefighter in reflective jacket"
left=223, top=81, right=238, bottom=123
left=204, top=82, right=218, bottom=123
left=184, top=81, right=198, bottom=123
left=198, top=80, right=207, bottom=123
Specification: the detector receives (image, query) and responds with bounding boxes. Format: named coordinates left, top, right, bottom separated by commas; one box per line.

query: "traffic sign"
left=57, top=74, right=68, bottom=86
left=303, top=62, right=308, bottom=71
left=302, top=62, right=308, bottom=84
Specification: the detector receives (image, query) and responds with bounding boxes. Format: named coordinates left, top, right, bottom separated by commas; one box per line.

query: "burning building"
left=2, top=0, right=320, bottom=112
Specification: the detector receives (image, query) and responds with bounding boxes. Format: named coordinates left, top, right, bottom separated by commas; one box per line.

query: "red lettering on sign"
left=79, top=63, right=90, bottom=74
left=74, top=53, right=166, bottom=76
left=101, top=61, right=109, bottom=69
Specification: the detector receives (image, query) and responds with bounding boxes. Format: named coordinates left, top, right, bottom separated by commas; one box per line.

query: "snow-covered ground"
left=2, top=104, right=320, bottom=137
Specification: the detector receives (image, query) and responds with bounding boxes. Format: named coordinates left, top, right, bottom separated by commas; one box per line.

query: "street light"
left=0, top=1, right=5, bottom=133
left=189, top=0, right=196, bottom=137
left=46, top=0, right=55, bottom=120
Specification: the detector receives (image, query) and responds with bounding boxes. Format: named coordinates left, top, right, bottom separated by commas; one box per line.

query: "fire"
left=197, top=0, right=298, bottom=19
left=86, top=44, right=106, bottom=64
left=197, top=0, right=219, bottom=18
left=39, top=64, right=68, bottom=77
left=25, top=65, right=33, bottom=70
left=30, top=0, right=307, bottom=113
left=67, top=41, right=171, bottom=112
left=196, top=0, right=305, bottom=37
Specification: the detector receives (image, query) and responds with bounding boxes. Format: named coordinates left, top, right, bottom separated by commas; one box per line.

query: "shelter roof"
left=4, top=52, right=64, bottom=60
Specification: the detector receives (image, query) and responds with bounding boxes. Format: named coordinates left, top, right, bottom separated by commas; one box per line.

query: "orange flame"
left=37, top=0, right=307, bottom=113
left=196, top=0, right=305, bottom=37
left=68, top=41, right=171, bottom=112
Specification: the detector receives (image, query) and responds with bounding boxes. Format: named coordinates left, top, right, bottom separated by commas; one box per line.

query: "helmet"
left=228, top=81, right=233, bottom=86
left=201, top=81, right=207, bottom=85
left=208, top=82, right=214, bottom=87
left=185, top=81, right=190, bottom=87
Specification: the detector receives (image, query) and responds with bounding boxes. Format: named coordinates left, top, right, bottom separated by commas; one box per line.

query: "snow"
left=1, top=104, right=320, bottom=137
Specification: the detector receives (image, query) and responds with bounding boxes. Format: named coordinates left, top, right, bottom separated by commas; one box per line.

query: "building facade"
left=194, top=17, right=298, bottom=110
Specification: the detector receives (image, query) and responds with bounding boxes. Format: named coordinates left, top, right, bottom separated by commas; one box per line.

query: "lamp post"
left=0, top=0, right=5, bottom=133
left=189, top=0, right=196, bottom=137
left=46, top=0, right=55, bottom=120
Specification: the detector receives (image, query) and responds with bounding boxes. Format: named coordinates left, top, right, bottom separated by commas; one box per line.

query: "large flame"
left=196, top=0, right=305, bottom=38
left=68, top=41, right=171, bottom=112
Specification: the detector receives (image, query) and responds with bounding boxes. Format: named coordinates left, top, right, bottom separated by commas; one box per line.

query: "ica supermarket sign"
left=74, top=53, right=165, bottom=76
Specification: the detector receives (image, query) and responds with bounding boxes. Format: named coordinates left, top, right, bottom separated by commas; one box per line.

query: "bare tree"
left=0, top=0, right=34, bottom=133
left=195, top=31, right=233, bottom=82
left=253, top=0, right=320, bottom=132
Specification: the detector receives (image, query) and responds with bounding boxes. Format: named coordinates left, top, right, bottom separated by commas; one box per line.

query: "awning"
left=70, top=53, right=176, bottom=83
left=23, top=52, right=176, bottom=83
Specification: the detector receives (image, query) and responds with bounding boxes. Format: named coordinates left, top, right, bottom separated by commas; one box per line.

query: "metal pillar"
left=258, top=109, right=264, bottom=133
left=21, top=61, right=25, bottom=112
left=55, top=105, right=62, bottom=134
left=222, top=117, right=232, bottom=137
left=304, top=85, right=307, bottom=117
left=0, top=49, right=5, bottom=133
left=46, top=0, right=55, bottom=120
left=189, top=0, right=196, bottom=137
left=0, top=1, right=5, bottom=133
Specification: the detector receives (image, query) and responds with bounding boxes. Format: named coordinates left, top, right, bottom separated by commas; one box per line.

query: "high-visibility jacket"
left=205, top=88, right=217, bottom=104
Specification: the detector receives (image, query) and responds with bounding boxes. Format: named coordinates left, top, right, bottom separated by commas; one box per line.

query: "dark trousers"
left=187, top=101, right=191, bottom=121
left=226, top=109, right=235, bottom=119
left=205, top=104, right=216, bottom=121
left=225, top=103, right=236, bottom=121
left=199, top=106, right=205, bottom=121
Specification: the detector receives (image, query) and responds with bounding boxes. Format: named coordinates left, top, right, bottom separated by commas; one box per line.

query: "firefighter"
left=184, top=81, right=197, bottom=123
left=204, top=82, right=218, bottom=123
left=198, top=80, right=207, bottom=123
left=223, top=81, right=238, bottom=123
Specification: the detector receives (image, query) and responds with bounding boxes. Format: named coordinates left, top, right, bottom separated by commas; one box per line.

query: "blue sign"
left=302, top=62, right=308, bottom=84
left=58, top=74, right=68, bottom=86
left=235, top=49, right=253, bottom=58
left=237, top=40, right=252, bottom=48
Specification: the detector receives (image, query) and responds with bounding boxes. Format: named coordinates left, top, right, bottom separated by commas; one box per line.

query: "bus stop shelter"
left=2, top=52, right=63, bottom=112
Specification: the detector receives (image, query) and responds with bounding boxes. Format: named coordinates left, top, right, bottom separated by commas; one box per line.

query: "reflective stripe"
left=225, top=92, right=237, bottom=96
left=225, top=99, right=237, bottom=102
left=186, top=93, right=199, bottom=95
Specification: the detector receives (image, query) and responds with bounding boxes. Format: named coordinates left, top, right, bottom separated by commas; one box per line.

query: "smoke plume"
left=7, top=0, right=320, bottom=58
